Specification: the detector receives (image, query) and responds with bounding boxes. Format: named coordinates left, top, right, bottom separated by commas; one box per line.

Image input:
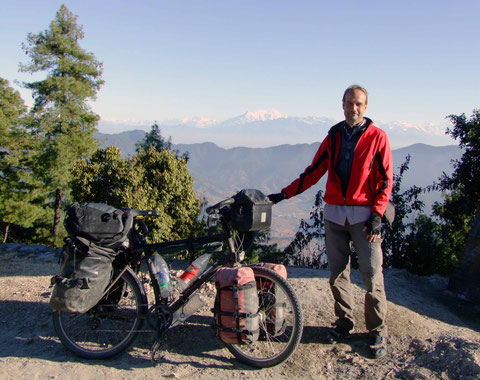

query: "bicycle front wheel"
left=52, top=268, right=147, bottom=359
left=224, top=266, right=303, bottom=368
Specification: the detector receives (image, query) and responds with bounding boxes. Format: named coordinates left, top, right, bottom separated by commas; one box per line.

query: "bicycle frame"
left=149, top=232, right=243, bottom=317
left=105, top=219, right=241, bottom=331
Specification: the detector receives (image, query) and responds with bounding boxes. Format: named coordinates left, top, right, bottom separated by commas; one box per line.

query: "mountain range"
left=95, top=127, right=462, bottom=246
left=97, top=109, right=455, bottom=149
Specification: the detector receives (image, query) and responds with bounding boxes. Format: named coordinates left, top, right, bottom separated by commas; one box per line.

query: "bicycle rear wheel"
left=224, top=266, right=303, bottom=368
left=52, top=268, right=147, bottom=359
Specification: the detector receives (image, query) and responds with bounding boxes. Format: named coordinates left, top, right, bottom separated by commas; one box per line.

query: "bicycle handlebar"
left=205, top=197, right=235, bottom=214
left=123, top=208, right=159, bottom=218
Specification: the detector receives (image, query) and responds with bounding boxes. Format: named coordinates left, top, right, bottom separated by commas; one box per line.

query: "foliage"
left=381, top=155, right=425, bottom=269
left=429, top=110, right=480, bottom=274
left=136, top=122, right=189, bottom=161
left=283, top=190, right=328, bottom=267
left=380, top=154, right=460, bottom=275
left=136, top=122, right=172, bottom=153
left=438, top=110, right=480, bottom=202
left=19, top=4, right=103, bottom=241
left=401, top=215, right=454, bottom=276
left=243, top=229, right=282, bottom=264
left=0, top=78, right=46, bottom=242
left=384, top=110, right=480, bottom=276
left=70, top=145, right=202, bottom=243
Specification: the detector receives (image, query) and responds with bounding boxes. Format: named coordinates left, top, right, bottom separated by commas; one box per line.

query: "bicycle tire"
left=52, top=267, right=147, bottom=359
left=224, top=266, right=303, bottom=368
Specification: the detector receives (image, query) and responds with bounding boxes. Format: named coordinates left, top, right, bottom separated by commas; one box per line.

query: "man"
left=268, top=85, right=393, bottom=358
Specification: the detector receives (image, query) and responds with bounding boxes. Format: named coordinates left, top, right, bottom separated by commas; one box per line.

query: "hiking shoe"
left=369, top=335, right=387, bottom=359
left=369, top=334, right=383, bottom=346
left=325, top=325, right=354, bottom=343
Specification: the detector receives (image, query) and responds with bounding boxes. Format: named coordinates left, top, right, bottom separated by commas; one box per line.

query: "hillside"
left=0, top=246, right=479, bottom=379
left=95, top=131, right=462, bottom=243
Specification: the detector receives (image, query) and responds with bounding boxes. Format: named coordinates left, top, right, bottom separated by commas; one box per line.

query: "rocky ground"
left=0, top=243, right=479, bottom=379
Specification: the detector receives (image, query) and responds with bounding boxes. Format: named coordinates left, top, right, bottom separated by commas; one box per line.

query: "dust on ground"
left=0, top=247, right=479, bottom=380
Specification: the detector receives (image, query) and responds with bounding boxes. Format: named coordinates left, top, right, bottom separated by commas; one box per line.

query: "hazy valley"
left=96, top=128, right=462, bottom=245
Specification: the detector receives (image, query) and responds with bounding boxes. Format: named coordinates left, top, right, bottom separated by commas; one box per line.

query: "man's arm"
left=365, top=131, right=393, bottom=242
left=281, top=136, right=331, bottom=199
left=371, top=132, right=393, bottom=217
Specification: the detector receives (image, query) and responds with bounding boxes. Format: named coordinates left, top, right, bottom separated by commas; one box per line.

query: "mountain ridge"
left=97, top=111, right=454, bottom=149
left=95, top=130, right=462, bottom=243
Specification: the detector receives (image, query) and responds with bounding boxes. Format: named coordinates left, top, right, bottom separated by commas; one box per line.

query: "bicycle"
left=52, top=191, right=303, bottom=368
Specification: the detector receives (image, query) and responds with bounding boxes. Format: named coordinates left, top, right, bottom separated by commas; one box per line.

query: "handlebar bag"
left=64, top=202, right=133, bottom=249
left=214, top=266, right=259, bottom=344
left=231, top=189, right=272, bottom=231
left=255, top=263, right=288, bottom=337
left=49, top=238, right=115, bottom=313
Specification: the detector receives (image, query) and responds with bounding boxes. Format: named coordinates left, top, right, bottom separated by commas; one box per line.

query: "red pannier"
left=214, top=266, right=259, bottom=344
left=256, top=263, right=288, bottom=336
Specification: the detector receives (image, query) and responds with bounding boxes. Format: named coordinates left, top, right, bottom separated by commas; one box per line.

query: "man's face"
left=343, top=89, right=368, bottom=126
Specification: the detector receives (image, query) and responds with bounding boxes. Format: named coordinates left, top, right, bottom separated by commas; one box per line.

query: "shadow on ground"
left=0, top=300, right=259, bottom=371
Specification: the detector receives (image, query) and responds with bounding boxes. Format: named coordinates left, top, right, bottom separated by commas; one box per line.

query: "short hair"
left=342, top=85, right=368, bottom=105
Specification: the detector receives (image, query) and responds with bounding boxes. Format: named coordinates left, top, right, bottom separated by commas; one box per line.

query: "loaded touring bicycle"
left=50, top=189, right=303, bottom=368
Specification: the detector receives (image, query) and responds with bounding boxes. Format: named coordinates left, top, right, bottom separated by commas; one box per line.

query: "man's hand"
left=364, top=212, right=382, bottom=242
left=268, top=192, right=286, bottom=204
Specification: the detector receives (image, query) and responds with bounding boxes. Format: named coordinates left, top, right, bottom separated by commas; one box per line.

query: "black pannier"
left=50, top=238, right=116, bottom=313
left=231, top=189, right=272, bottom=232
left=64, top=202, right=133, bottom=249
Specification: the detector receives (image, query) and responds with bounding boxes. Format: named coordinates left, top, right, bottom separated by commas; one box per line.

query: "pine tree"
left=136, top=122, right=189, bottom=161
left=0, top=78, right=44, bottom=242
left=20, top=5, right=103, bottom=242
left=136, top=123, right=173, bottom=153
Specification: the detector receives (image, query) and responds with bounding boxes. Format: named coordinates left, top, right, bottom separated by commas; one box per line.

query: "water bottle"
left=150, top=253, right=173, bottom=299
left=171, top=293, right=206, bottom=326
left=176, top=253, right=211, bottom=291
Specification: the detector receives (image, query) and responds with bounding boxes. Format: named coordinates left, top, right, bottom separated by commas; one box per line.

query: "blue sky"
left=1, top=0, right=479, bottom=128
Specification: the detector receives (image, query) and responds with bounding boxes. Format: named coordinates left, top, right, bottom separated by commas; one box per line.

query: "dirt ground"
left=0, top=247, right=479, bottom=380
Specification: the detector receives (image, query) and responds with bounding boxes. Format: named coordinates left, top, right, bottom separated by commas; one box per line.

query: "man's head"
left=342, top=85, right=368, bottom=127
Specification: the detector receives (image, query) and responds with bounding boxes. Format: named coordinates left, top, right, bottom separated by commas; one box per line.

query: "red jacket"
left=282, top=118, right=393, bottom=217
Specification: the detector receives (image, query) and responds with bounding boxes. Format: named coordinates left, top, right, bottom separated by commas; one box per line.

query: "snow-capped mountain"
left=222, top=109, right=288, bottom=125
left=97, top=110, right=455, bottom=149
left=377, top=120, right=450, bottom=137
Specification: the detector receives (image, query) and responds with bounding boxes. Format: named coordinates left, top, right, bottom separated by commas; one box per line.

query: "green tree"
left=432, top=110, right=480, bottom=300
left=136, top=122, right=172, bottom=153
left=386, top=110, right=479, bottom=278
left=71, top=145, right=202, bottom=243
left=136, top=122, right=189, bottom=161
left=430, top=110, right=479, bottom=262
left=20, top=4, right=104, bottom=242
left=400, top=215, right=450, bottom=275
left=0, top=78, right=45, bottom=242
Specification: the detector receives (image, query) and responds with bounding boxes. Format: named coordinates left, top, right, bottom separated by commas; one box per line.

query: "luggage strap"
left=50, top=275, right=90, bottom=289
left=214, top=280, right=259, bottom=342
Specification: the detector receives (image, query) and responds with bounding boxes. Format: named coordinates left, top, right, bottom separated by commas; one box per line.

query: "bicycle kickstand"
left=151, top=327, right=167, bottom=362
left=150, top=305, right=172, bottom=362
